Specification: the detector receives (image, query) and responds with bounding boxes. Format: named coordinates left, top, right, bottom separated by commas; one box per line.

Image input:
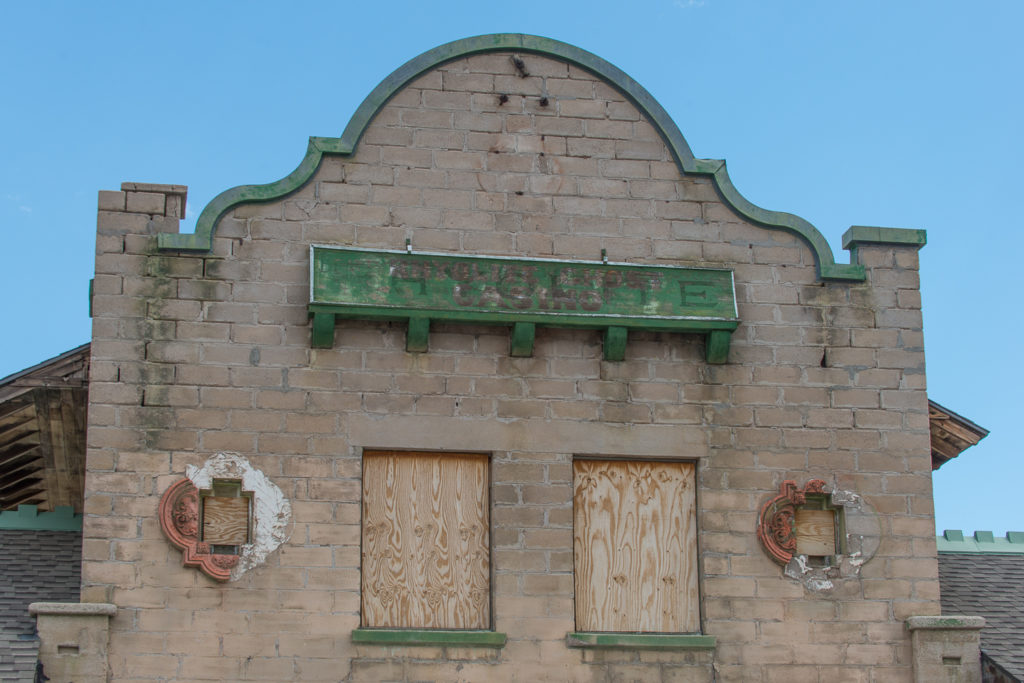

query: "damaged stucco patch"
left=784, top=487, right=881, bottom=593
left=186, top=452, right=292, bottom=581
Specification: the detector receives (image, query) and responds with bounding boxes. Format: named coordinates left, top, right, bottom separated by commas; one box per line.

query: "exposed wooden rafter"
left=929, top=399, right=989, bottom=470
left=0, top=344, right=89, bottom=511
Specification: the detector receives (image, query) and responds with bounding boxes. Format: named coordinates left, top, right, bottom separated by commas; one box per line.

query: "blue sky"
left=1, top=1, right=1019, bottom=534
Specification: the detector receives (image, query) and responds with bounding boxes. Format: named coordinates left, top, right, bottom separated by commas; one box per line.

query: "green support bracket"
left=311, top=311, right=336, bottom=349
left=510, top=322, right=536, bottom=357
left=706, top=330, right=731, bottom=364
left=604, top=326, right=628, bottom=361
left=407, top=317, right=430, bottom=353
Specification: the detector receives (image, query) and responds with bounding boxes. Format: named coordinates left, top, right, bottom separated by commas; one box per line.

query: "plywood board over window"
left=361, top=451, right=490, bottom=630
left=202, top=496, right=249, bottom=546
left=574, top=459, right=698, bottom=633
left=794, top=508, right=837, bottom=557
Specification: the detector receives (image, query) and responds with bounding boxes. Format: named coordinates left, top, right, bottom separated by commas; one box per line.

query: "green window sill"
left=566, top=632, right=716, bottom=650
left=352, top=629, right=507, bottom=648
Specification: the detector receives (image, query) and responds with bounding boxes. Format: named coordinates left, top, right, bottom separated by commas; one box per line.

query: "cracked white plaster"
left=186, top=452, right=292, bottom=581
left=786, top=554, right=813, bottom=575
left=785, top=485, right=881, bottom=594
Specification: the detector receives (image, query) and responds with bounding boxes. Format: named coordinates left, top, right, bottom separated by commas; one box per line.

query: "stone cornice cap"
left=28, top=602, right=117, bottom=617
left=906, top=615, right=986, bottom=630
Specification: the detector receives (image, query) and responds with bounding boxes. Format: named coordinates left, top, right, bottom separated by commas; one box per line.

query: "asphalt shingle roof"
left=939, top=552, right=1024, bottom=681
left=0, top=529, right=82, bottom=683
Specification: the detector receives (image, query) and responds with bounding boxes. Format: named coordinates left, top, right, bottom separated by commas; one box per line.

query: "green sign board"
left=308, top=246, right=739, bottom=362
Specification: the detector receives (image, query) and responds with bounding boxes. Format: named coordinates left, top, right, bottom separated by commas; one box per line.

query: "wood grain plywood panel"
left=362, top=451, right=489, bottom=629
left=574, top=459, right=698, bottom=633
left=203, top=496, right=250, bottom=545
left=794, top=509, right=836, bottom=556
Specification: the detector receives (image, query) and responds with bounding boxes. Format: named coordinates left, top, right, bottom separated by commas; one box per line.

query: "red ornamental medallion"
left=756, top=479, right=827, bottom=565
left=158, top=478, right=240, bottom=581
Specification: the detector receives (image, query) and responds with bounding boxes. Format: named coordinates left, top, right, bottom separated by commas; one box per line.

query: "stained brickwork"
left=85, top=47, right=935, bottom=681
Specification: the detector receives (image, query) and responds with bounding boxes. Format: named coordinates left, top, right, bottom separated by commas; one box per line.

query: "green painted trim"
left=0, top=505, right=82, bottom=531
left=700, top=159, right=866, bottom=281
left=351, top=629, right=507, bottom=647
left=566, top=632, right=716, bottom=650
left=157, top=137, right=337, bottom=252
left=156, top=34, right=873, bottom=281
left=937, top=530, right=1024, bottom=554
left=842, top=225, right=927, bottom=251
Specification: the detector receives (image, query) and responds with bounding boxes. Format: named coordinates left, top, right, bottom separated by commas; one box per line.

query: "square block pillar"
left=906, top=615, right=985, bottom=683
left=29, top=602, right=116, bottom=683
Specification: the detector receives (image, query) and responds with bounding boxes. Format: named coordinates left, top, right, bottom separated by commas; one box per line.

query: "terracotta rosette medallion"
left=158, top=478, right=240, bottom=581
left=756, top=479, right=828, bottom=566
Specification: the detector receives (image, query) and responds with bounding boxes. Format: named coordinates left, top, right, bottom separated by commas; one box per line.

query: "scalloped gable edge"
left=157, top=33, right=924, bottom=281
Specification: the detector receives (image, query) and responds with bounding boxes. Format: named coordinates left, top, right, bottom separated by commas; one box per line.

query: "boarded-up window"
left=361, top=451, right=490, bottom=629
left=573, top=459, right=698, bottom=633
left=201, top=480, right=251, bottom=554
left=794, top=508, right=837, bottom=557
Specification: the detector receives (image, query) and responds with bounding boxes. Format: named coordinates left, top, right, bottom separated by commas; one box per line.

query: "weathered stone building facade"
left=77, top=34, right=970, bottom=681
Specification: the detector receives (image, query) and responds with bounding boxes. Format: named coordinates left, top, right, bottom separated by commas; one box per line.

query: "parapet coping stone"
left=120, top=182, right=187, bottom=195
left=28, top=602, right=116, bottom=617
left=906, top=615, right=986, bottom=631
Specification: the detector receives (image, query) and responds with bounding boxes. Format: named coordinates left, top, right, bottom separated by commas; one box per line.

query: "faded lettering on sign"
left=312, top=247, right=736, bottom=322
left=389, top=259, right=669, bottom=312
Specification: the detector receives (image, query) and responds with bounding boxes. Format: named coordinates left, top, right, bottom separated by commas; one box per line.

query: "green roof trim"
left=566, top=632, right=716, bottom=650
left=0, top=505, right=82, bottom=531
left=157, top=33, right=923, bottom=281
left=937, top=530, right=1024, bottom=554
left=351, top=628, right=506, bottom=647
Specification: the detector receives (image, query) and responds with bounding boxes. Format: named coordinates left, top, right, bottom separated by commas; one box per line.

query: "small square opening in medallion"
left=200, top=479, right=252, bottom=554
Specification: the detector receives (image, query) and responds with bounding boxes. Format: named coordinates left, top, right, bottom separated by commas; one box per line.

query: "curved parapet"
left=159, top=33, right=918, bottom=281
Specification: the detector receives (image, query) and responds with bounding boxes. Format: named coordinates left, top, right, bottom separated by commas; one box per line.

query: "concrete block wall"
left=84, top=50, right=935, bottom=681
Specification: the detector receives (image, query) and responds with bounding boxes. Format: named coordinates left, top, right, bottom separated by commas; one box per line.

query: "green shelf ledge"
left=352, top=629, right=507, bottom=648
left=566, top=632, right=716, bottom=650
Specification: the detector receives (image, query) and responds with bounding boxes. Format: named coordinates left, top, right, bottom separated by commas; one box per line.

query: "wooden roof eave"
left=929, top=399, right=990, bottom=470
